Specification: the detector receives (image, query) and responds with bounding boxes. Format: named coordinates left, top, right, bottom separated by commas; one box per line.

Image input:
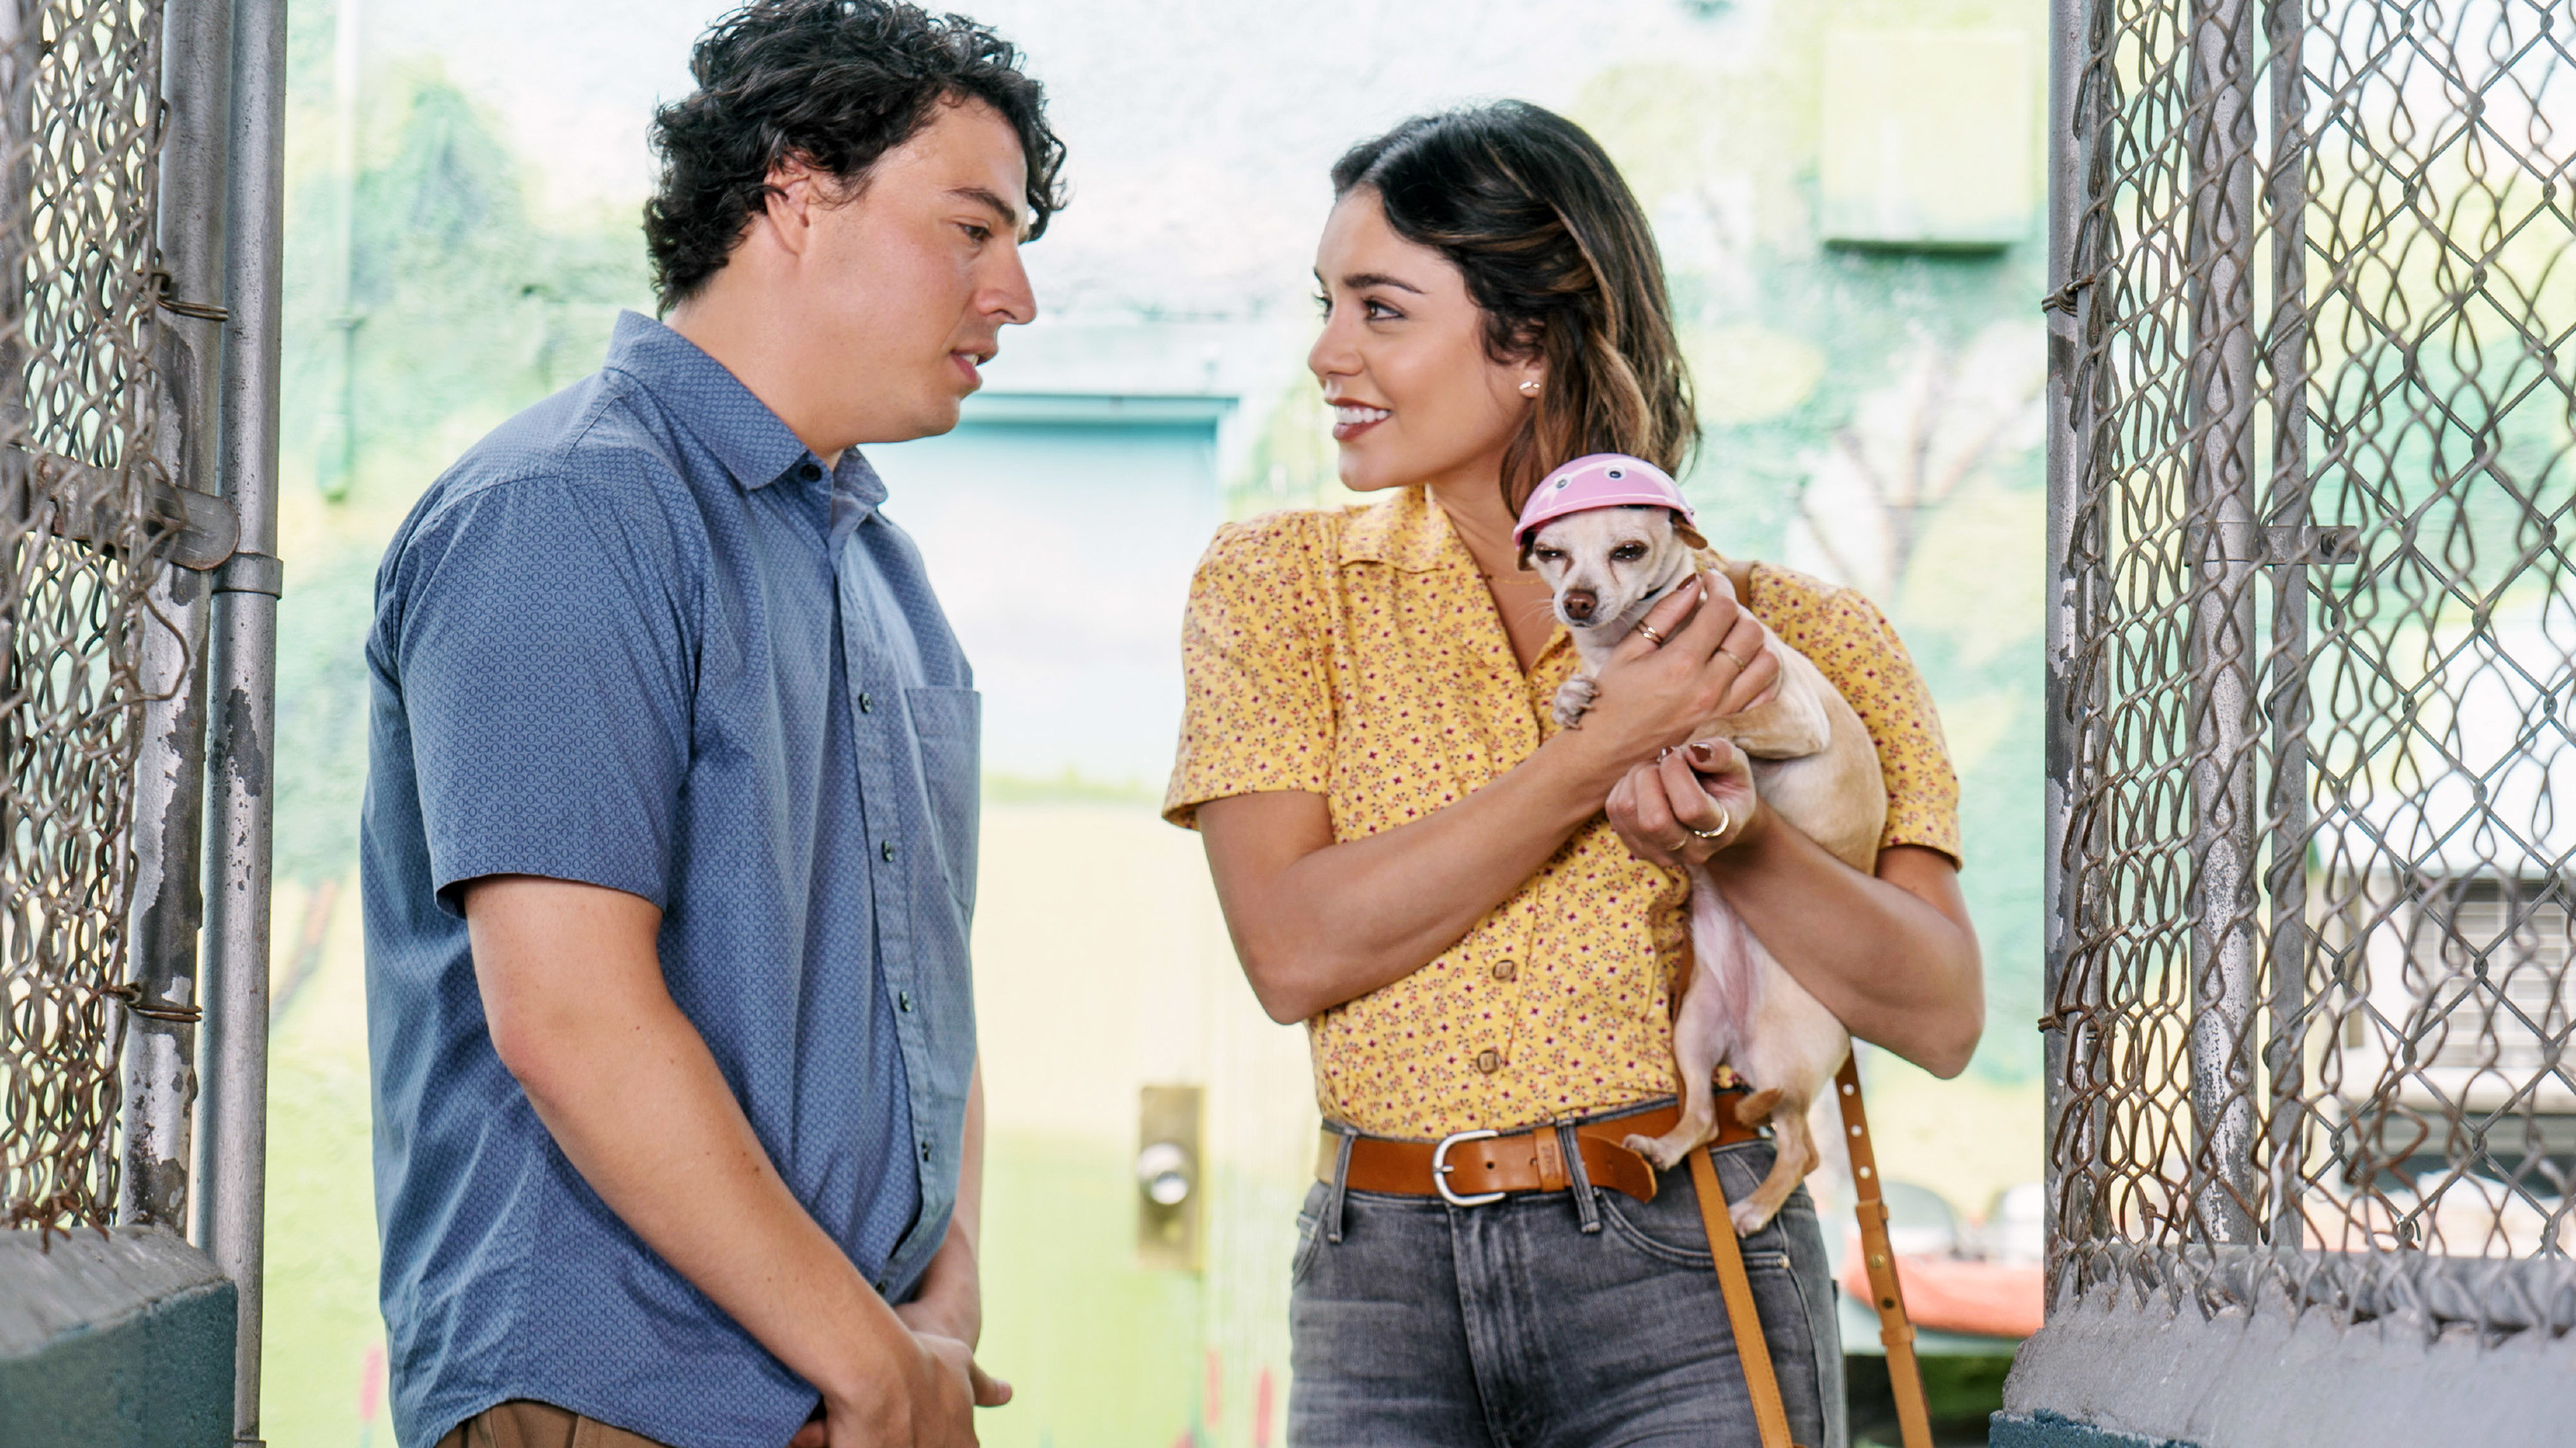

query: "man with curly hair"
left=361, top=4, right=1063, bottom=1444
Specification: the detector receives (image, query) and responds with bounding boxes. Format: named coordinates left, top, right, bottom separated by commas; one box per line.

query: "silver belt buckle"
left=1431, top=1129, right=1506, bottom=1208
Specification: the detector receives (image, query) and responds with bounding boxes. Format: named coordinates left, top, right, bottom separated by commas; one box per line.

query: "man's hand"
left=787, top=1331, right=1004, bottom=1448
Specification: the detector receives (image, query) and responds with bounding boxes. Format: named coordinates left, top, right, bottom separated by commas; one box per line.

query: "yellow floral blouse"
left=1163, top=485, right=1959, bottom=1139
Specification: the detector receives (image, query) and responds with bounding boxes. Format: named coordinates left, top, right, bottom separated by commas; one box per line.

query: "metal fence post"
left=2257, top=0, right=2312, bottom=1254
left=195, top=0, right=285, bottom=1435
left=2182, top=0, right=2263, bottom=1247
left=119, top=0, right=236, bottom=1232
left=2040, top=0, right=2087, bottom=1297
left=2009, top=0, right=2576, bottom=1434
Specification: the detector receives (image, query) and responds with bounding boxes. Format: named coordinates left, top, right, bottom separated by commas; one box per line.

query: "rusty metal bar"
left=117, top=0, right=234, bottom=1232
left=2042, top=0, right=2091, bottom=1297
left=194, top=0, right=285, bottom=1434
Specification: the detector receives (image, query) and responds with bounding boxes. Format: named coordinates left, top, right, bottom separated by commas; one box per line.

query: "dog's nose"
left=1562, top=589, right=1596, bottom=623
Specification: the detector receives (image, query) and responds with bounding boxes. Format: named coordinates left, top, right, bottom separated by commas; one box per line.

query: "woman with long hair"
left=1164, top=102, right=1983, bottom=1445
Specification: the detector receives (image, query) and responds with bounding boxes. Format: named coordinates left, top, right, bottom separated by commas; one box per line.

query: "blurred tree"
left=1562, top=21, right=2051, bottom=1079
left=268, top=0, right=650, bottom=1020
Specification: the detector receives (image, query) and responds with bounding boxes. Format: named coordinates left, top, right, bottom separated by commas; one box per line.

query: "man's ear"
left=1674, top=517, right=1709, bottom=551
left=759, top=155, right=832, bottom=254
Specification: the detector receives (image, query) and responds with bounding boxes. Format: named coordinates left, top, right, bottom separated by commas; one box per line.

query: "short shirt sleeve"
left=378, top=467, right=698, bottom=915
left=1162, top=512, right=1336, bottom=830
left=1750, top=563, right=1962, bottom=864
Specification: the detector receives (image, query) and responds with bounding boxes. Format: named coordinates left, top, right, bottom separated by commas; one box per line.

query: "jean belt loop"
left=1325, top=1128, right=1358, bottom=1244
left=1560, top=1120, right=1602, bottom=1234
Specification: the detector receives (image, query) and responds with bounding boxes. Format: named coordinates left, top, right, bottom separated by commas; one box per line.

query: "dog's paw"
left=1551, top=676, right=1599, bottom=730
left=1729, top=1196, right=1781, bottom=1238
left=1623, top=1131, right=1686, bottom=1171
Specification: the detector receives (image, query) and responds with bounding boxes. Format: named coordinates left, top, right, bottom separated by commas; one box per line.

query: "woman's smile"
left=1307, top=190, right=1534, bottom=496
left=1331, top=401, right=1391, bottom=440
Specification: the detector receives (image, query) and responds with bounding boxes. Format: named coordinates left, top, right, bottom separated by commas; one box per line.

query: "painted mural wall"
left=256, top=3, right=2048, bottom=1444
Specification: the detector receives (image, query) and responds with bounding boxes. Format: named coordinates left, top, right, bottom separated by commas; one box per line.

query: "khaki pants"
left=436, top=1401, right=673, bottom=1448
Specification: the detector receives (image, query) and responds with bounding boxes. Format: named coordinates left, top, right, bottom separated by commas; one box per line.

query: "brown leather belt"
left=1316, top=1095, right=1764, bottom=1207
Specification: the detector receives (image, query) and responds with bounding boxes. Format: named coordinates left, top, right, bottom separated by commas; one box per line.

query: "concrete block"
left=2004, top=1285, right=2576, bottom=1448
left=0, top=1225, right=235, bottom=1448
left=1991, top=1409, right=2199, bottom=1447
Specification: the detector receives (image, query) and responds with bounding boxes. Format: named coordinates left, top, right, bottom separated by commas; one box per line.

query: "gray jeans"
left=1289, top=1121, right=1844, bottom=1448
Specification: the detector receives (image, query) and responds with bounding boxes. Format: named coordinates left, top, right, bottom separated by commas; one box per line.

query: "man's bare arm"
left=464, top=875, right=1002, bottom=1445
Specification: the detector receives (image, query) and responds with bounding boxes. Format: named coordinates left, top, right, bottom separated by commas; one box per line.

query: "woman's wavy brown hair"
left=1331, top=101, right=1696, bottom=515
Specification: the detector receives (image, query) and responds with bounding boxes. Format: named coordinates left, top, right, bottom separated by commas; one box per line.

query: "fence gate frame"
left=0, top=0, right=283, bottom=1440
left=2010, top=0, right=2576, bottom=1443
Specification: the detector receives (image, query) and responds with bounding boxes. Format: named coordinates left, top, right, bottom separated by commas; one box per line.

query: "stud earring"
left=1519, top=378, right=1541, bottom=396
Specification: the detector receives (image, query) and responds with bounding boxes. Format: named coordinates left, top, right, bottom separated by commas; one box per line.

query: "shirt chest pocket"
left=902, top=685, right=981, bottom=916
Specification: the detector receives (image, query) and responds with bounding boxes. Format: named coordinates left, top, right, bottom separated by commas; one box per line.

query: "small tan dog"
left=1518, top=466, right=1886, bottom=1235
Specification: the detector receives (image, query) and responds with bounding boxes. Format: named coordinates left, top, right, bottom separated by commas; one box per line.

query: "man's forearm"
left=466, top=876, right=944, bottom=1427
left=513, top=988, right=925, bottom=1407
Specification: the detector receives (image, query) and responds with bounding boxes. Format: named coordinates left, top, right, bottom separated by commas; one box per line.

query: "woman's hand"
left=1607, top=738, right=1763, bottom=869
left=1565, top=571, right=1777, bottom=771
left=1608, top=731, right=1989, bottom=1079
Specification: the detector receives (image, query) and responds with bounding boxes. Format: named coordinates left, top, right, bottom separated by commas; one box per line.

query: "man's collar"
left=1337, top=485, right=1467, bottom=573
left=603, top=310, right=816, bottom=492
left=829, top=451, right=890, bottom=551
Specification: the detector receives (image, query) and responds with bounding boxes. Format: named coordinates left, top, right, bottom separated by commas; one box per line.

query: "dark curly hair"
left=1332, top=103, right=1696, bottom=516
left=644, top=0, right=1067, bottom=310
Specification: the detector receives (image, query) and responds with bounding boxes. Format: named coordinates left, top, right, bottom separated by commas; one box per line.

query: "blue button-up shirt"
left=361, top=311, right=981, bottom=1448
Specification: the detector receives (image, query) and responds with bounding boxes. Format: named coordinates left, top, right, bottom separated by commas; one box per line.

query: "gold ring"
left=1720, top=646, right=1753, bottom=670
left=1685, top=804, right=1734, bottom=843
left=1635, top=621, right=1669, bottom=646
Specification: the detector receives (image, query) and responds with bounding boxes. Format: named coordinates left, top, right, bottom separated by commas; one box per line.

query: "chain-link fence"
left=0, top=0, right=177, bottom=1237
left=2049, top=0, right=2576, bottom=1344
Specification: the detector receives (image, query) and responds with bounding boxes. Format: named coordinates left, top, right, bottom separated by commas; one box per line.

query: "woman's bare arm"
left=1199, top=575, right=1774, bottom=1023
left=1607, top=747, right=1984, bottom=1075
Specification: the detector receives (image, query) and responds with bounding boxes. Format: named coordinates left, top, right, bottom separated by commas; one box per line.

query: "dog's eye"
left=1534, top=548, right=1564, bottom=563
left=1611, top=544, right=1647, bottom=563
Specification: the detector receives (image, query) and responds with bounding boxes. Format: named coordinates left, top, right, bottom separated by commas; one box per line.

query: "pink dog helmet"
left=1512, top=453, right=1696, bottom=548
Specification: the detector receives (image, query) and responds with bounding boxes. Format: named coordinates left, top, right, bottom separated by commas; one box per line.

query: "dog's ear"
left=1517, top=537, right=1539, bottom=571
left=1674, top=516, right=1710, bottom=551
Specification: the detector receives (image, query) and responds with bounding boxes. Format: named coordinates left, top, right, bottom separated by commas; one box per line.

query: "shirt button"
left=898, top=990, right=914, bottom=1013
left=798, top=460, right=823, bottom=482
left=859, top=691, right=874, bottom=714
left=1476, top=1049, right=1501, bottom=1074
left=1492, top=959, right=1517, bottom=983
left=920, top=1140, right=935, bottom=1163
left=881, top=841, right=896, bottom=862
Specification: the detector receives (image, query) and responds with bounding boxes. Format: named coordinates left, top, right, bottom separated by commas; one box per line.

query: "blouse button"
left=1475, top=1049, right=1501, bottom=1074
left=1492, top=959, right=1517, bottom=982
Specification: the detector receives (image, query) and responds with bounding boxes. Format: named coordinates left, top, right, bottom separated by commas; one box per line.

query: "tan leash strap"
left=1837, top=1056, right=1933, bottom=1448
left=1688, top=1144, right=1798, bottom=1448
